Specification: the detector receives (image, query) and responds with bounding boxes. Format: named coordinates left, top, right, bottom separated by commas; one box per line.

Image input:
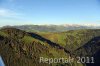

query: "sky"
left=0, top=0, right=100, bottom=26
left=0, top=56, right=5, bottom=66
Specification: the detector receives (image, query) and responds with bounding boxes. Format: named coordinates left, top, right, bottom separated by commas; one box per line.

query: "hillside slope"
left=0, top=28, right=100, bottom=66
left=0, top=28, right=83, bottom=66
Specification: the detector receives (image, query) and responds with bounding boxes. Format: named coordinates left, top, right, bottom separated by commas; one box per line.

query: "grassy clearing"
left=22, top=36, right=35, bottom=43
left=0, top=31, right=8, bottom=37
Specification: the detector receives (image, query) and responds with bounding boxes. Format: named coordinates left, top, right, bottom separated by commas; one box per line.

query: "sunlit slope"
left=38, top=29, right=100, bottom=52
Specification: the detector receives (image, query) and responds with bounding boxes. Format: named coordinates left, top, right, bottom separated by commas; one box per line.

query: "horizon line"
left=0, top=23, right=100, bottom=27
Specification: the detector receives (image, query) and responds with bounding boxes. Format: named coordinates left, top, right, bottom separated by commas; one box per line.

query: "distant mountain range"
left=1, top=24, right=100, bottom=32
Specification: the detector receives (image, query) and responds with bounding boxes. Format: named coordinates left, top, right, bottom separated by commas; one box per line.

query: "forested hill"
left=0, top=28, right=100, bottom=66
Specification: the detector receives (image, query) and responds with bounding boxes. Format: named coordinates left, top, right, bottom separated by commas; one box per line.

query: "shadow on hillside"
left=86, top=50, right=100, bottom=66
left=75, top=36, right=100, bottom=66
left=28, top=32, right=70, bottom=53
left=86, top=37, right=100, bottom=66
left=0, top=35, right=4, bottom=41
left=76, top=36, right=100, bottom=50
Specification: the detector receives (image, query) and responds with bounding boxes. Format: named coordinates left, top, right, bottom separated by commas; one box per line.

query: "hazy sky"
left=0, top=0, right=100, bottom=26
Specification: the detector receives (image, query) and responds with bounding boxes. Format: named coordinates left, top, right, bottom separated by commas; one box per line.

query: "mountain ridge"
left=1, top=24, right=100, bottom=32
